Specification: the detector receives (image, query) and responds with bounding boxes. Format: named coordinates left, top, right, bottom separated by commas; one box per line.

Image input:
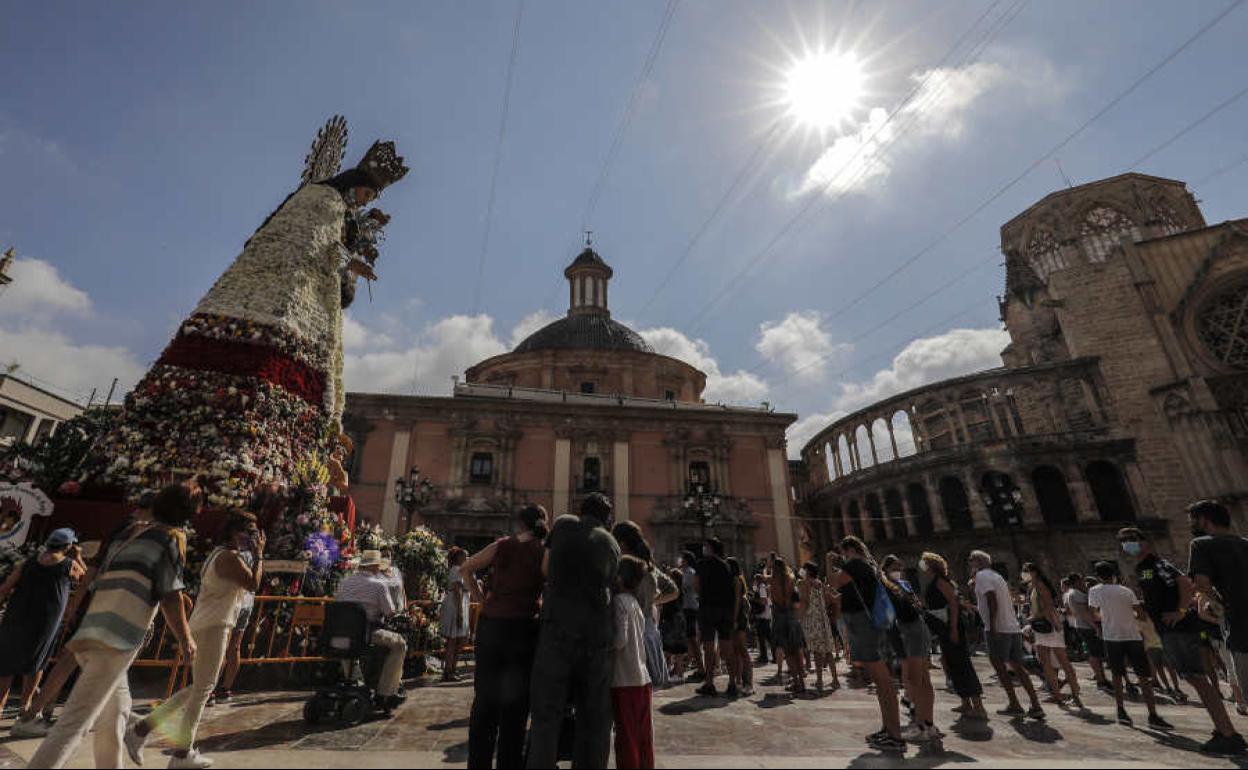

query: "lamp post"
left=683, top=482, right=722, bottom=541
left=394, top=466, right=434, bottom=535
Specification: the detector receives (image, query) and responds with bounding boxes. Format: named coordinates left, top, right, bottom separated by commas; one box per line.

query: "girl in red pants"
left=612, top=556, right=654, bottom=769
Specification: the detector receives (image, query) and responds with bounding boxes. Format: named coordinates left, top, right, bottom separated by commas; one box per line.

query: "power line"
left=683, top=0, right=1025, bottom=334
left=747, top=4, right=1245, bottom=392
left=635, top=121, right=784, bottom=320
left=1127, top=83, right=1248, bottom=170
left=580, top=0, right=681, bottom=231
left=471, top=0, right=527, bottom=315
left=1195, top=151, right=1248, bottom=186
left=817, top=0, right=1244, bottom=325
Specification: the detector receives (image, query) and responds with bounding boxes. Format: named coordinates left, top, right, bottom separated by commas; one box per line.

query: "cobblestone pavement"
left=4, top=657, right=1248, bottom=768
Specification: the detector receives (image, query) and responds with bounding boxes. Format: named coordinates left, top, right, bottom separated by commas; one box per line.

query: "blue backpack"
left=870, top=575, right=897, bottom=630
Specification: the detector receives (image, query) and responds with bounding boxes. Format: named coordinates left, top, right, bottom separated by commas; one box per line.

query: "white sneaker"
left=10, top=716, right=51, bottom=738
left=167, top=749, right=215, bottom=769
left=123, top=715, right=149, bottom=766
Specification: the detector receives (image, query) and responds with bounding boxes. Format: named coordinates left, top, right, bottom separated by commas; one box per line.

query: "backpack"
left=870, top=575, right=897, bottom=631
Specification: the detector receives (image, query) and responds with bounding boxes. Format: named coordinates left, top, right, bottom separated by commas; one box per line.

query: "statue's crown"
left=356, top=141, right=409, bottom=192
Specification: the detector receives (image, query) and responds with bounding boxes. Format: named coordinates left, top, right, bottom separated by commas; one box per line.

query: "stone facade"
left=346, top=247, right=798, bottom=564
left=796, top=173, right=1248, bottom=581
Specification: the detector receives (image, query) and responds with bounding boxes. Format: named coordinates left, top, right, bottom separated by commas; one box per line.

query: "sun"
left=784, top=51, right=864, bottom=131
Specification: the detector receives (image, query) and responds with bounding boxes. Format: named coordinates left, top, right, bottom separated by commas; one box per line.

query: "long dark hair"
left=612, top=521, right=653, bottom=565
left=1023, top=561, right=1059, bottom=601
left=518, top=504, right=548, bottom=539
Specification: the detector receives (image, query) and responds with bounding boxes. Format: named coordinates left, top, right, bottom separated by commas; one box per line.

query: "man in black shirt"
left=1120, top=526, right=1244, bottom=756
left=1189, top=500, right=1248, bottom=755
left=694, top=537, right=736, bottom=697
left=526, top=493, right=621, bottom=769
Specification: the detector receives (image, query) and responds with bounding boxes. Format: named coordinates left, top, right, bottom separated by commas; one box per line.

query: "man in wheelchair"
left=332, top=549, right=408, bottom=712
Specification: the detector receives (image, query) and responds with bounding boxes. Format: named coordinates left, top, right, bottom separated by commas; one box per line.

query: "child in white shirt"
left=611, top=555, right=653, bottom=769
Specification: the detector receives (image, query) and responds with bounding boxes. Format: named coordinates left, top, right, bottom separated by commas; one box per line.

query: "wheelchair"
left=303, top=601, right=405, bottom=726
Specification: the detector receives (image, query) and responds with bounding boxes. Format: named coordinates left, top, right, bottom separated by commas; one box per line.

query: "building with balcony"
left=345, top=246, right=798, bottom=563
left=795, top=173, right=1248, bottom=580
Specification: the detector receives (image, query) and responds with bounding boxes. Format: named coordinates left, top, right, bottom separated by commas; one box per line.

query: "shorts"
left=1104, top=639, right=1151, bottom=679
left=895, top=619, right=930, bottom=659
left=1146, top=646, right=1167, bottom=670
left=683, top=609, right=700, bottom=639
left=698, top=607, right=733, bottom=643
left=844, top=611, right=885, bottom=663
left=987, top=632, right=1025, bottom=665
left=1161, top=632, right=1209, bottom=677
left=1074, top=626, right=1103, bottom=658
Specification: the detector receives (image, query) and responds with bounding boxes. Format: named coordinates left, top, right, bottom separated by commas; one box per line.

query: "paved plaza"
left=4, top=657, right=1248, bottom=769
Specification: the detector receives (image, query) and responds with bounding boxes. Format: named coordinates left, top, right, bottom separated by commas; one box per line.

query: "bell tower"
left=565, top=234, right=613, bottom=318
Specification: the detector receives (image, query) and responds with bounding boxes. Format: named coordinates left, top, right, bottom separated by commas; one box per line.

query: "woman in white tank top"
left=128, top=511, right=265, bottom=769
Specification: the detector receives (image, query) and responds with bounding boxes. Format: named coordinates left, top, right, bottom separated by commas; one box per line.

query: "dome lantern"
left=565, top=233, right=614, bottom=318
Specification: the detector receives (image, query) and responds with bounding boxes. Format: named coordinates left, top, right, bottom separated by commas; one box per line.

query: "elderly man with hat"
left=333, top=549, right=407, bottom=710
left=0, top=528, right=86, bottom=721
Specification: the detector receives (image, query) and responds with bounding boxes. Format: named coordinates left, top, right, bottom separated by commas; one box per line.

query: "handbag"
left=1031, top=618, right=1055, bottom=634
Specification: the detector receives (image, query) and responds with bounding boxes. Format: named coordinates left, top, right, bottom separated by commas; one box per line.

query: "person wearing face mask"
left=798, top=561, right=838, bottom=692
left=1188, top=499, right=1248, bottom=737
left=919, top=553, right=985, bottom=721
left=1021, top=562, right=1082, bottom=709
left=880, top=555, right=938, bottom=743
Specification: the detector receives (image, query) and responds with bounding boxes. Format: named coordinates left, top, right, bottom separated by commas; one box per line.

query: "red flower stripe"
left=158, top=333, right=326, bottom=405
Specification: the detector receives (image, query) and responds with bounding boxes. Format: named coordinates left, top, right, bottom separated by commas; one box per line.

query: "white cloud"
left=784, top=326, right=1008, bottom=456
left=639, top=326, right=770, bottom=405
left=3, top=258, right=92, bottom=320
left=343, top=314, right=509, bottom=394
left=796, top=54, right=1060, bottom=197
left=0, top=258, right=141, bottom=402
left=755, top=311, right=849, bottom=381
left=508, top=310, right=558, bottom=349
left=0, top=325, right=144, bottom=402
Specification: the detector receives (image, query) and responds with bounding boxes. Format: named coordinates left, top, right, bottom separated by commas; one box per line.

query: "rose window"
left=1197, top=285, right=1248, bottom=369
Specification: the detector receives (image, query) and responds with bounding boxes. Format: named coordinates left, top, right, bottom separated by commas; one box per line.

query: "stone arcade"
left=794, top=173, right=1248, bottom=579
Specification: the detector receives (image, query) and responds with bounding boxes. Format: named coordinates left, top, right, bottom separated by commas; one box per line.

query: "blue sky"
left=1, top=0, right=1245, bottom=453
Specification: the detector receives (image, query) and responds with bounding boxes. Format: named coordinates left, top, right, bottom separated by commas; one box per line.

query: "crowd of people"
left=3, top=486, right=1248, bottom=768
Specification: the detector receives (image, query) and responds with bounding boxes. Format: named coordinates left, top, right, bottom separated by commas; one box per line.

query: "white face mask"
left=888, top=571, right=903, bottom=582
left=798, top=568, right=807, bottom=579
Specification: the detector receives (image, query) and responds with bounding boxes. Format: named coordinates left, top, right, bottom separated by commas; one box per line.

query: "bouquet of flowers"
left=354, top=521, right=395, bottom=553
left=393, top=526, right=448, bottom=601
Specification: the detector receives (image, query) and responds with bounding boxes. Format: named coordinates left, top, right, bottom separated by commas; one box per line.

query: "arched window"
left=839, top=435, right=854, bottom=475
left=865, top=493, right=887, bottom=543
left=1080, top=206, right=1140, bottom=262
left=1196, top=284, right=1248, bottom=370
left=892, top=410, right=917, bottom=457
left=1032, top=465, right=1077, bottom=525
left=856, top=425, right=876, bottom=468
left=1086, top=461, right=1136, bottom=522
left=1026, top=227, right=1065, bottom=280
left=940, top=476, right=974, bottom=532
left=873, top=418, right=895, bottom=462
left=980, top=471, right=1024, bottom=528
left=906, top=482, right=934, bottom=535
left=884, top=488, right=907, bottom=539
left=825, top=441, right=837, bottom=480
left=689, top=460, right=711, bottom=491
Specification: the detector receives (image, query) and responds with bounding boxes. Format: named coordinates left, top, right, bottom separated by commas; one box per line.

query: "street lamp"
left=394, top=466, right=434, bottom=534
left=683, top=482, right=722, bottom=540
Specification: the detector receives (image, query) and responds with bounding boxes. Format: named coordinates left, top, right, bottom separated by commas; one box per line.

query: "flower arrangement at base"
left=393, top=526, right=448, bottom=602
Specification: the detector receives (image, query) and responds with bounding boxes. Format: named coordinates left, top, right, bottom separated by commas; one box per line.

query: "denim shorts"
left=896, top=618, right=930, bottom=659
left=844, top=611, right=885, bottom=663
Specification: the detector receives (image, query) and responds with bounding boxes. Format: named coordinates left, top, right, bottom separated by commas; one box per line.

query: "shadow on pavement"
left=847, top=743, right=977, bottom=768
left=442, top=740, right=469, bottom=764
left=658, top=696, right=731, bottom=716
left=947, top=719, right=993, bottom=742
left=1005, top=717, right=1063, bottom=743
left=753, top=693, right=796, bottom=710
left=427, top=717, right=471, bottom=731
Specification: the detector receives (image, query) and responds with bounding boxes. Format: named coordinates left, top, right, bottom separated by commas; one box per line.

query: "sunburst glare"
left=784, top=51, right=865, bottom=132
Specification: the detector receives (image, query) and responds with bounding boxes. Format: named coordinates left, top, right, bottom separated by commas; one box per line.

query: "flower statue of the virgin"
left=92, top=117, right=408, bottom=508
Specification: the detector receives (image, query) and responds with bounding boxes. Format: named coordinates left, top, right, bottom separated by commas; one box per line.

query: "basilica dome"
left=465, top=244, right=706, bottom=402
